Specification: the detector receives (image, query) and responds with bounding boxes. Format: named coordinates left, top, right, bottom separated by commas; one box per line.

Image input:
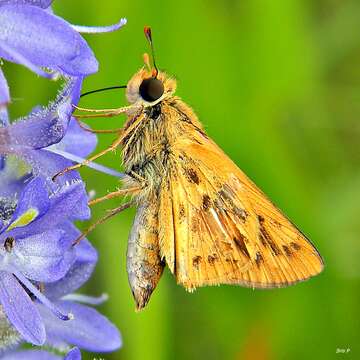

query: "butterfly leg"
left=88, top=186, right=142, bottom=206
left=73, top=104, right=135, bottom=119
left=74, top=104, right=133, bottom=113
left=73, top=202, right=132, bottom=246
left=52, top=135, right=123, bottom=181
left=75, top=117, right=124, bottom=134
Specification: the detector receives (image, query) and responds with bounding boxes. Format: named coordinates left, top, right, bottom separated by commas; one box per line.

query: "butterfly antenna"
left=80, top=85, right=127, bottom=98
left=144, top=26, right=159, bottom=77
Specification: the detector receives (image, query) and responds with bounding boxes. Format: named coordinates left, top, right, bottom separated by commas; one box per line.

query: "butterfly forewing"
left=158, top=112, right=324, bottom=290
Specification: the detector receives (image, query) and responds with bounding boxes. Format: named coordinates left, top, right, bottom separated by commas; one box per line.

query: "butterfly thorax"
left=121, top=97, right=205, bottom=193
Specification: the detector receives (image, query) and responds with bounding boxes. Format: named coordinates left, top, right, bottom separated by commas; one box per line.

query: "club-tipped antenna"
left=80, top=85, right=127, bottom=98
left=144, top=26, right=159, bottom=77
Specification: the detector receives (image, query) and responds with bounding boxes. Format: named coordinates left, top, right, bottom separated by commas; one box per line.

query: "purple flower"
left=39, top=293, right=122, bottom=353
left=0, top=224, right=121, bottom=353
left=0, top=75, right=121, bottom=192
left=0, top=1, right=126, bottom=355
left=0, top=1, right=126, bottom=106
left=39, top=239, right=122, bottom=353
left=0, top=1, right=53, bottom=7
left=0, top=173, right=121, bottom=351
left=0, top=76, right=94, bottom=215
left=0, top=76, right=83, bottom=152
left=0, top=76, right=98, bottom=220
left=64, top=348, right=81, bottom=360
left=0, top=176, right=90, bottom=346
left=0, top=68, right=10, bottom=106
left=1, top=347, right=82, bottom=360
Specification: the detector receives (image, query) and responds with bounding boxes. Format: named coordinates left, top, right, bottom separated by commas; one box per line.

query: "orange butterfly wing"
left=158, top=128, right=324, bottom=291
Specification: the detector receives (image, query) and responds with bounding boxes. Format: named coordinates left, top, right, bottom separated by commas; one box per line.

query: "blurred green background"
left=4, top=0, right=360, bottom=359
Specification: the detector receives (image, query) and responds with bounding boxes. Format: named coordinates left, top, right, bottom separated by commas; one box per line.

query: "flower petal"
left=62, top=293, right=108, bottom=306
left=13, top=268, right=73, bottom=321
left=19, top=148, right=79, bottom=183
left=57, top=76, right=83, bottom=123
left=8, top=180, right=90, bottom=240
left=1, top=350, right=61, bottom=360
left=64, top=348, right=81, bottom=360
left=71, top=18, right=127, bottom=33
left=49, top=117, right=97, bottom=158
left=9, top=176, right=50, bottom=226
left=0, top=107, right=66, bottom=151
left=45, top=236, right=97, bottom=299
left=10, top=230, right=75, bottom=282
left=0, top=106, right=9, bottom=170
left=0, top=5, right=98, bottom=76
left=17, top=149, right=90, bottom=220
left=47, top=148, right=125, bottom=178
left=0, top=154, right=5, bottom=170
left=0, top=106, right=9, bottom=126
left=39, top=300, right=122, bottom=352
left=0, top=271, right=45, bottom=345
left=0, top=67, right=10, bottom=105
left=0, top=39, right=56, bottom=78
left=0, top=156, right=30, bottom=198
left=0, top=77, right=83, bottom=153
left=0, top=1, right=54, bottom=8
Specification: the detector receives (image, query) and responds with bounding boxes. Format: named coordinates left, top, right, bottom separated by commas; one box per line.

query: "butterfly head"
left=126, top=27, right=176, bottom=105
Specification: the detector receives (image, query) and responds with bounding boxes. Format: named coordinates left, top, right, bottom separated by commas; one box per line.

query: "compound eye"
left=139, top=77, right=164, bottom=102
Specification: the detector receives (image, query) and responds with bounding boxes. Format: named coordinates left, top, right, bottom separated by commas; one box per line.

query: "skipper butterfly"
left=54, top=27, right=324, bottom=310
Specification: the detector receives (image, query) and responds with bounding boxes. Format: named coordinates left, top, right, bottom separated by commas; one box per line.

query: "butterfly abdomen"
left=127, top=202, right=164, bottom=310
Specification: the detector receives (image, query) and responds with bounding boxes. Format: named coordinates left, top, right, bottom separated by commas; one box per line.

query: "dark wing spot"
left=290, top=242, right=301, bottom=251
left=258, top=215, right=265, bottom=223
left=258, top=215, right=281, bottom=256
left=260, top=234, right=268, bottom=247
left=220, top=241, right=233, bottom=252
left=271, top=219, right=282, bottom=229
left=219, top=188, right=248, bottom=222
left=208, top=254, right=218, bottom=265
left=233, top=235, right=251, bottom=259
left=258, top=215, right=268, bottom=247
left=179, top=204, right=185, bottom=222
left=255, top=251, right=264, bottom=268
left=192, top=256, right=202, bottom=269
left=219, top=190, right=229, bottom=201
left=267, top=238, right=281, bottom=256
left=282, top=245, right=292, bottom=257
left=225, top=258, right=240, bottom=266
left=202, top=195, right=211, bottom=211
left=185, top=168, right=200, bottom=185
left=233, top=206, right=248, bottom=222
left=218, top=186, right=248, bottom=221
